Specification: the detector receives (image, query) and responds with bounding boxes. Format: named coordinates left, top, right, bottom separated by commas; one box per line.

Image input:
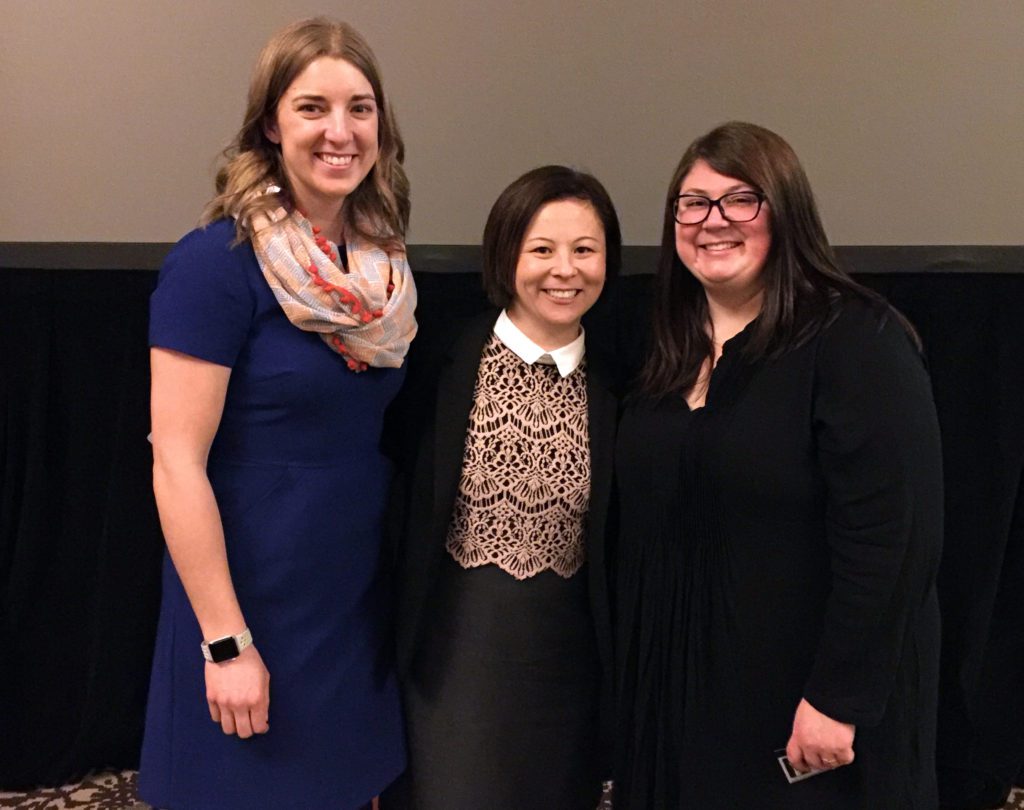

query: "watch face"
left=207, top=636, right=241, bottom=663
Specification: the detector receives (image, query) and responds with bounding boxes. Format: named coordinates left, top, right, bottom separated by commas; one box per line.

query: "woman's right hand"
left=205, top=644, right=271, bottom=738
left=151, top=347, right=269, bottom=738
left=785, top=697, right=855, bottom=773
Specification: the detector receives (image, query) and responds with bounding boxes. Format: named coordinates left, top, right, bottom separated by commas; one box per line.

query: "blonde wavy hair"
left=201, top=18, right=409, bottom=250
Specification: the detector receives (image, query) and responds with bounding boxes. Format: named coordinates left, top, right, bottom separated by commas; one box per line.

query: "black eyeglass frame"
left=672, top=191, right=767, bottom=225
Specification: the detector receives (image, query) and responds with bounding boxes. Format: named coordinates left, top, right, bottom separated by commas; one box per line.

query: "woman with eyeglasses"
left=612, top=122, right=942, bottom=808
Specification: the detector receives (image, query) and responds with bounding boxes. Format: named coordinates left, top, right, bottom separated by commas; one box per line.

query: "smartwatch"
left=201, top=628, right=253, bottom=663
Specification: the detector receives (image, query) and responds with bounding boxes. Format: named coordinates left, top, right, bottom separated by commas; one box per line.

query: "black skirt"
left=384, top=554, right=603, bottom=810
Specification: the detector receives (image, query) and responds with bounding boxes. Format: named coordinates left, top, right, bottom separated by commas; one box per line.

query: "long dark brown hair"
left=201, top=17, right=409, bottom=250
left=639, top=121, right=917, bottom=399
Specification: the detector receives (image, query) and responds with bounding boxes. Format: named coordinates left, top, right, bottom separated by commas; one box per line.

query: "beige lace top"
left=445, top=334, right=591, bottom=580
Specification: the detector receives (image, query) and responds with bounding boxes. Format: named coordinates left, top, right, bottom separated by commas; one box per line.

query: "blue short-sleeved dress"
left=138, top=220, right=406, bottom=810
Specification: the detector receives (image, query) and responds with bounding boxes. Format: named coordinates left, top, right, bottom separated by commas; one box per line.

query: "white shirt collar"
left=493, top=310, right=586, bottom=377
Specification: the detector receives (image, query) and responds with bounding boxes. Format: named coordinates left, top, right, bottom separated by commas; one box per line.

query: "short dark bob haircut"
left=640, top=121, right=916, bottom=398
left=482, top=165, right=622, bottom=309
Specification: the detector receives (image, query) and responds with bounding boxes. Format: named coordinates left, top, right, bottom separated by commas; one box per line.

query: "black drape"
left=0, top=269, right=163, bottom=788
left=1, top=261, right=1022, bottom=807
left=862, top=273, right=1024, bottom=809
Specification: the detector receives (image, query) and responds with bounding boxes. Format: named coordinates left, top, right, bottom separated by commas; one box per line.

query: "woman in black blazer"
left=382, top=166, right=621, bottom=809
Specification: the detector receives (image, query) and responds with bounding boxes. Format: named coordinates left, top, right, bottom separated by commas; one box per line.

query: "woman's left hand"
left=785, top=698, right=856, bottom=773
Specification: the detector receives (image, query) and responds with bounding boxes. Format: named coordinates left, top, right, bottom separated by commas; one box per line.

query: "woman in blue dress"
left=139, top=18, right=417, bottom=810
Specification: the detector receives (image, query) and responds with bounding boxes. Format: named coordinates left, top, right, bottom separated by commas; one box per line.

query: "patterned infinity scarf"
left=250, top=205, right=417, bottom=371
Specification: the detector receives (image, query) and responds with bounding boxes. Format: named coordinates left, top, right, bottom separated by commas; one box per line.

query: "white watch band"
left=200, top=627, right=253, bottom=662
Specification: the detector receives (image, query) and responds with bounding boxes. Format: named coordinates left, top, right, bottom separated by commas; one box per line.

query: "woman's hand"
left=151, top=348, right=268, bottom=737
left=785, top=698, right=855, bottom=773
left=206, top=644, right=271, bottom=738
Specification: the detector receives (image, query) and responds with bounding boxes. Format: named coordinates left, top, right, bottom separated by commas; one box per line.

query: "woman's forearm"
left=150, top=347, right=246, bottom=642
left=153, top=454, right=246, bottom=641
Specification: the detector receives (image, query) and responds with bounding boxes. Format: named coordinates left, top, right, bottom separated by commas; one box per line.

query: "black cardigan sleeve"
left=802, top=301, right=943, bottom=726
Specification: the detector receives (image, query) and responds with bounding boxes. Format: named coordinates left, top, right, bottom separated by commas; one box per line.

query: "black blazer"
left=387, top=308, right=618, bottom=717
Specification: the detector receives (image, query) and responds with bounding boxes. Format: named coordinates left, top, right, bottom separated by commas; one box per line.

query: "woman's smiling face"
left=265, top=56, right=379, bottom=228
left=674, top=159, right=772, bottom=300
left=506, top=198, right=607, bottom=350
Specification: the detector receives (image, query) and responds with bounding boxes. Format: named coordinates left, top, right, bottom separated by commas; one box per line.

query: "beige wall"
left=1, top=0, right=1021, bottom=245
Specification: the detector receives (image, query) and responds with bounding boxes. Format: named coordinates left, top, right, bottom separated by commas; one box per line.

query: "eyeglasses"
left=672, top=191, right=766, bottom=225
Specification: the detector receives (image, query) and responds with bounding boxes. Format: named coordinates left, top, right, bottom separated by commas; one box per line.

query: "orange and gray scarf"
left=250, top=205, right=417, bottom=372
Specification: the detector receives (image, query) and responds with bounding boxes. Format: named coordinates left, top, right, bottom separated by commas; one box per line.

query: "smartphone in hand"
left=775, top=749, right=828, bottom=784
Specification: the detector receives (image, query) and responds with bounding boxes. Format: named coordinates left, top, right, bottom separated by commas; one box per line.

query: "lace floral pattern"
left=446, top=335, right=590, bottom=580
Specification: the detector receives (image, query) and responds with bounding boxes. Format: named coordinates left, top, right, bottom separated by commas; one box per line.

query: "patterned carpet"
left=1010, top=791, right=1024, bottom=810
left=0, top=771, right=148, bottom=809
left=0, top=771, right=1021, bottom=809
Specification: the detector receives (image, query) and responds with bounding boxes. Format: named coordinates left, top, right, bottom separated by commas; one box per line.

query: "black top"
left=613, top=297, right=943, bottom=809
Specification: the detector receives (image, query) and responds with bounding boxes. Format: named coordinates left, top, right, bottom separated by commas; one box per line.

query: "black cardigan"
left=384, top=309, right=618, bottom=741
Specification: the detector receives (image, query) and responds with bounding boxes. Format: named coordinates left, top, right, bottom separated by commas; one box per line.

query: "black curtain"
left=1, top=264, right=1022, bottom=807
left=861, top=273, right=1024, bottom=809
left=0, top=269, right=163, bottom=788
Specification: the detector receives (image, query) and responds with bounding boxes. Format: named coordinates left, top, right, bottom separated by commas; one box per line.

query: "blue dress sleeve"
left=149, top=220, right=256, bottom=367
